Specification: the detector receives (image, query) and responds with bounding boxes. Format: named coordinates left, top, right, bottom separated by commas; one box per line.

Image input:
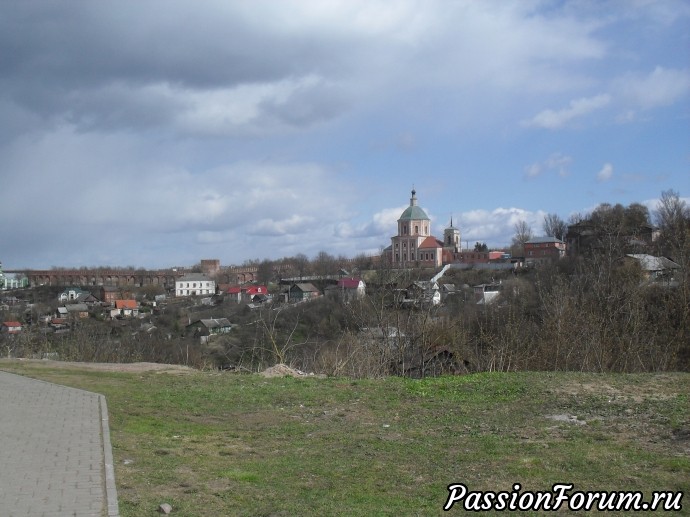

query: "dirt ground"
left=0, top=358, right=195, bottom=374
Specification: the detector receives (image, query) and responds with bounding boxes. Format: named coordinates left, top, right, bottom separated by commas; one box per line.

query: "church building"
left=385, top=190, right=460, bottom=268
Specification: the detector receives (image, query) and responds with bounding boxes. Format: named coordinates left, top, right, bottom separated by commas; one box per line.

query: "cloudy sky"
left=1, top=1, right=689, bottom=269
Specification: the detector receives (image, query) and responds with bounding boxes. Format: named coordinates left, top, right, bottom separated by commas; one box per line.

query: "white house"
left=325, top=277, right=366, bottom=302
left=175, top=273, right=216, bottom=297
left=58, top=287, right=86, bottom=302
left=405, top=281, right=441, bottom=306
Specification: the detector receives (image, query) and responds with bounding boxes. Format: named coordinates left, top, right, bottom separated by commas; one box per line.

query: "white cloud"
left=524, top=153, right=573, bottom=179
left=334, top=202, right=555, bottom=253
left=334, top=205, right=405, bottom=240
left=457, top=207, right=547, bottom=246
left=523, top=94, right=611, bottom=129
left=616, top=66, right=690, bottom=110
left=597, top=163, right=614, bottom=182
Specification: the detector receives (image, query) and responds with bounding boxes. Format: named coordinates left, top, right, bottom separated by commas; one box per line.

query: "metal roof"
left=526, top=236, right=564, bottom=244
left=626, top=254, right=681, bottom=271
left=398, top=205, right=430, bottom=221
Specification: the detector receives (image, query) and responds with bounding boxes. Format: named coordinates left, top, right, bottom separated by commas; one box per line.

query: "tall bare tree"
left=511, top=220, right=533, bottom=256
left=543, top=213, right=567, bottom=240
left=655, top=189, right=690, bottom=258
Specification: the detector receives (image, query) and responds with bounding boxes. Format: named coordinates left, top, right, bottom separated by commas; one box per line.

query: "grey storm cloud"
left=0, top=1, right=358, bottom=136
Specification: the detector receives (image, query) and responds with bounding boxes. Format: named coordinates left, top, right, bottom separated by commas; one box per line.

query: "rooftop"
left=398, top=189, right=429, bottom=221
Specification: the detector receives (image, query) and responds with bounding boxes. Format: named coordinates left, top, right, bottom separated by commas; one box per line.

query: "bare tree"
left=655, top=189, right=690, bottom=258
left=313, top=251, right=336, bottom=279
left=543, top=213, right=567, bottom=240
left=256, top=259, right=275, bottom=285
left=511, top=220, right=533, bottom=256
left=655, top=190, right=688, bottom=227
left=293, top=253, right=311, bottom=279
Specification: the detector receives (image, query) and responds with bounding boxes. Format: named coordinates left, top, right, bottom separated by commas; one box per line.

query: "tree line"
left=3, top=190, right=688, bottom=376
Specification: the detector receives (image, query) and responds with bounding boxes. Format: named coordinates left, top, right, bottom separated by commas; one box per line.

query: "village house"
left=186, top=318, right=233, bottom=343
left=175, top=273, right=216, bottom=297
left=474, top=283, right=502, bottom=304
left=440, top=283, right=457, bottom=301
left=50, top=318, right=70, bottom=333
left=325, top=277, right=366, bottom=302
left=219, top=284, right=270, bottom=304
left=1, top=321, right=22, bottom=335
left=219, top=284, right=242, bottom=303
left=63, top=291, right=99, bottom=306
left=58, top=287, right=87, bottom=302
left=111, top=299, right=139, bottom=319
left=99, top=286, right=135, bottom=305
left=186, top=318, right=233, bottom=336
left=623, top=254, right=681, bottom=284
left=242, top=285, right=268, bottom=303
left=524, top=236, right=566, bottom=265
left=288, top=283, right=320, bottom=302
left=61, top=303, right=89, bottom=319
left=566, top=220, right=659, bottom=257
left=359, top=326, right=407, bottom=351
left=404, top=281, right=441, bottom=306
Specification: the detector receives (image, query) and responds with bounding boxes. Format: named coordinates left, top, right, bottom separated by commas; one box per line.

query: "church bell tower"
left=444, top=217, right=460, bottom=252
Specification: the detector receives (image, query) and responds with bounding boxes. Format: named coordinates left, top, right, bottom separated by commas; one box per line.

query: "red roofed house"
left=242, top=285, right=268, bottom=302
left=1, top=321, right=22, bottom=335
left=112, top=299, right=139, bottom=318
left=99, top=286, right=135, bottom=305
left=219, top=285, right=242, bottom=303
left=326, top=278, right=366, bottom=302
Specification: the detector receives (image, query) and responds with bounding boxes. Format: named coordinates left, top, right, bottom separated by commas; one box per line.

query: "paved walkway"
left=0, top=371, right=119, bottom=516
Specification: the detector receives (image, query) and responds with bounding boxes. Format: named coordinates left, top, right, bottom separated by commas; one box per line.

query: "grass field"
left=1, top=360, right=687, bottom=516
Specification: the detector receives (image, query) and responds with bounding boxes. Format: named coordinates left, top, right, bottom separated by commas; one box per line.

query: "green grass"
left=1, top=361, right=688, bottom=516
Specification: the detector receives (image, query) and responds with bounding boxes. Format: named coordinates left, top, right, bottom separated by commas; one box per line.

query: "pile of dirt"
left=259, top=364, right=308, bottom=378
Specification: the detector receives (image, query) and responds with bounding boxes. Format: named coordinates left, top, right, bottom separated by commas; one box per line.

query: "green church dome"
left=398, top=189, right=429, bottom=221
left=399, top=205, right=430, bottom=221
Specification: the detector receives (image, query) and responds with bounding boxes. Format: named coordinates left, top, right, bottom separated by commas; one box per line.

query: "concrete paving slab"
left=0, top=371, right=119, bottom=517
